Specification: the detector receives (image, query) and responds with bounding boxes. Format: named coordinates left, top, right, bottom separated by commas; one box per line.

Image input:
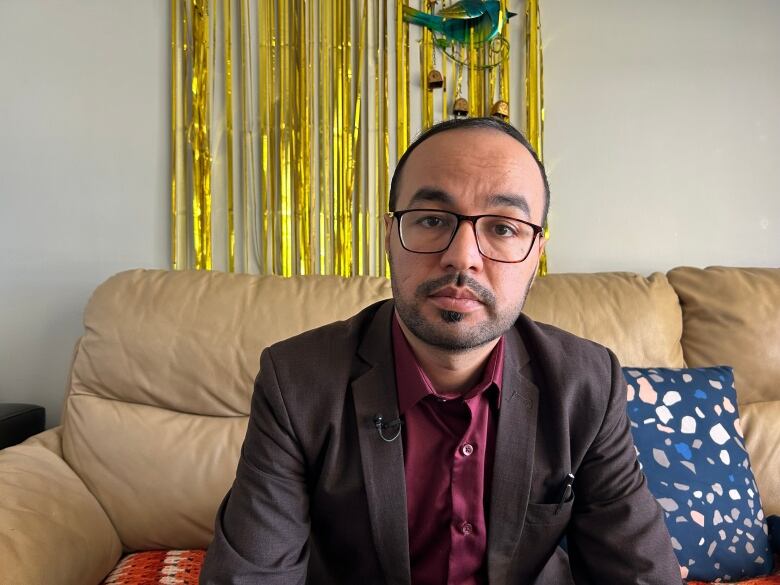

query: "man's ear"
left=529, top=234, right=547, bottom=285
left=384, top=214, right=393, bottom=254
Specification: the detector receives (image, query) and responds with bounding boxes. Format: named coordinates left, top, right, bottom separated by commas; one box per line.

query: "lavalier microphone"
left=373, top=414, right=403, bottom=443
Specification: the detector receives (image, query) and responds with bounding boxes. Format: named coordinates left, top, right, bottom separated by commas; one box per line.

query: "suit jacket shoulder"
left=258, top=299, right=394, bottom=452
left=514, top=313, right=619, bottom=435
left=264, top=299, right=389, bottom=384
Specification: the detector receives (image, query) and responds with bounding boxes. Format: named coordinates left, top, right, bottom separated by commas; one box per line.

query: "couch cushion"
left=524, top=272, right=685, bottom=367
left=625, top=366, right=772, bottom=582
left=667, top=267, right=780, bottom=406
left=63, top=394, right=247, bottom=550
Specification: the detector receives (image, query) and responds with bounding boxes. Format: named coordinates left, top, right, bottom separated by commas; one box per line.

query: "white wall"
left=0, top=1, right=778, bottom=427
left=0, top=1, right=169, bottom=426
left=543, top=0, right=780, bottom=273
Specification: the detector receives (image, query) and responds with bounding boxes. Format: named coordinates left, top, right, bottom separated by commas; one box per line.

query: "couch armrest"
left=0, top=427, right=122, bottom=585
left=20, top=426, right=64, bottom=456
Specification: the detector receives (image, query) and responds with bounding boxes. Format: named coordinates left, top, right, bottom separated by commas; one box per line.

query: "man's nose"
left=439, top=220, right=484, bottom=272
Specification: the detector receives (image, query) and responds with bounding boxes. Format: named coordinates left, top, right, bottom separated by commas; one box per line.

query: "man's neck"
left=396, top=314, right=500, bottom=397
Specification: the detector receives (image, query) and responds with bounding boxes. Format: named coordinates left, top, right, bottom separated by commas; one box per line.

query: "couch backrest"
left=60, top=269, right=686, bottom=550
left=524, top=272, right=684, bottom=368
left=667, top=266, right=780, bottom=517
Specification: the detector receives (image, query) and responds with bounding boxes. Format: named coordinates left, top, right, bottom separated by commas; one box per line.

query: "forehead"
left=397, top=128, right=545, bottom=218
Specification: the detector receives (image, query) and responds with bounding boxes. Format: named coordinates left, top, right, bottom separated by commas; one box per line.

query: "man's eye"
left=417, top=216, right=446, bottom=228
left=491, top=223, right=519, bottom=237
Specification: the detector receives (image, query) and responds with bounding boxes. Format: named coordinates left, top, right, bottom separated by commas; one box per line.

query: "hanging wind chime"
left=404, top=0, right=515, bottom=120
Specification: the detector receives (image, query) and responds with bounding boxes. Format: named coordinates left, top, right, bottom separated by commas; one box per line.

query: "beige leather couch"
left=1, top=267, right=778, bottom=584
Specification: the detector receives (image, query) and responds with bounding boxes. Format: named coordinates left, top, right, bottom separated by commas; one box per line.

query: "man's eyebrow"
left=408, top=187, right=455, bottom=207
left=407, top=189, right=532, bottom=218
left=487, top=194, right=530, bottom=217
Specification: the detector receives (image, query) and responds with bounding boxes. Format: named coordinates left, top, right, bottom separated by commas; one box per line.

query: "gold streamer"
left=222, top=0, right=235, bottom=272
left=456, top=44, right=465, bottom=104
left=171, top=0, right=178, bottom=269
left=333, top=1, right=344, bottom=275
left=345, top=0, right=354, bottom=276
left=525, top=0, right=547, bottom=275
left=298, top=0, right=314, bottom=275
left=339, top=0, right=354, bottom=276
left=382, top=0, right=390, bottom=276
left=270, top=0, right=280, bottom=274
left=451, top=42, right=462, bottom=119
left=181, top=0, right=192, bottom=269
left=348, top=0, right=368, bottom=275
left=287, top=0, right=309, bottom=277
left=373, top=0, right=381, bottom=274
left=500, top=0, right=510, bottom=106
left=479, top=39, right=486, bottom=116
left=287, top=0, right=297, bottom=276
left=421, top=1, right=433, bottom=129
left=395, top=0, right=409, bottom=158
left=488, top=43, right=496, bottom=110
left=441, top=1, right=448, bottom=123
left=333, top=1, right=341, bottom=275
left=265, top=0, right=280, bottom=273
left=468, top=29, right=476, bottom=117
left=190, top=0, right=212, bottom=270
left=250, top=0, right=263, bottom=272
left=526, top=0, right=542, bottom=157
left=279, top=0, right=292, bottom=276
left=318, top=0, right=333, bottom=274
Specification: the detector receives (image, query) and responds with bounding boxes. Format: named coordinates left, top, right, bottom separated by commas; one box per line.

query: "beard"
left=390, top=267, right=533, bottom=352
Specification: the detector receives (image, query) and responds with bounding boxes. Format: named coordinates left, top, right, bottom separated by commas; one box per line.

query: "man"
left=200, top=117, right=682, bottom=584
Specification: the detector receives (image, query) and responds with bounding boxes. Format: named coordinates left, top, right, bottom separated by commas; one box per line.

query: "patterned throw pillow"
left=101, top=550, right=204, bottom=584
left=624, top=366, right=772, bottom=582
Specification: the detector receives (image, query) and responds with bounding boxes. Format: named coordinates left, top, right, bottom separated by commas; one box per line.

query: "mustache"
left=416, top=273, right=496, bottom=307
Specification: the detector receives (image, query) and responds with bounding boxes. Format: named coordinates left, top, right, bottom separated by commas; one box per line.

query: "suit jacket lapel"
left=352, top=300, right=412, bottom=585
left=487, top=324, right=539, bottom=583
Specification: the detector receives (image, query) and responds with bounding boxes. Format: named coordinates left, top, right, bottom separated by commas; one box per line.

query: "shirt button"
left=461, top=443, right=474, bottom=456
left=460, top=522, right=473, bottom=535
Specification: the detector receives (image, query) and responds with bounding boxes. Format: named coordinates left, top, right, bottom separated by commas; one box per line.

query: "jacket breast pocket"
left=524, top=498, right=574, bottom=525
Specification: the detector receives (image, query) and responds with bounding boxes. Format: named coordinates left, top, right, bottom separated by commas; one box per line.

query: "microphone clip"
left=373, top=414, right=403, bottom=443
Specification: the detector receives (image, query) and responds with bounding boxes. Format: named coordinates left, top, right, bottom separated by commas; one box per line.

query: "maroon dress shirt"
left=392, top=315, right=505, bottom=585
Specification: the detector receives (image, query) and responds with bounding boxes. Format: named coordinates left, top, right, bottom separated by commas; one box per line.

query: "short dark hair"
left=388, top=117, right=550, bottom=224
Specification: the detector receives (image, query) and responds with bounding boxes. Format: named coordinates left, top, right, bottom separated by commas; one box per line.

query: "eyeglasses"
left=387, top=208, right=543, bottom=263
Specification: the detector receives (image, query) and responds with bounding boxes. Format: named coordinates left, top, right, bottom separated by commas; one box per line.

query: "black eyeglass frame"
left=386, top=208, right=544, bottom=264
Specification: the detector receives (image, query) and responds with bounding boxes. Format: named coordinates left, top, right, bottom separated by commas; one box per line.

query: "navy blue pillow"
left=624, top=366, right=772, bottom=582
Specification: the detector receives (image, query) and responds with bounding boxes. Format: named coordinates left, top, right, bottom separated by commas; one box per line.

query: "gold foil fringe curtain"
left=172, top=0, right=545, bottom=276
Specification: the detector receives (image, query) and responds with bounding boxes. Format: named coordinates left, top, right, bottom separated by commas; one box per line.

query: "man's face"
left=385, top=128, right=547, bottom=352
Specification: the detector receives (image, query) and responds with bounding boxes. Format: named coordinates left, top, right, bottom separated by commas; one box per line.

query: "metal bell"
left=453, top=97, right=469, bottom=117
left=426, top=69, right=444, bottom=90
left=490, top=100, right=509, bottom=121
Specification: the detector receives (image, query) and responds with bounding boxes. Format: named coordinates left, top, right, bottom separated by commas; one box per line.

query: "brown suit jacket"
left=200, top=300, right=682, bottom=585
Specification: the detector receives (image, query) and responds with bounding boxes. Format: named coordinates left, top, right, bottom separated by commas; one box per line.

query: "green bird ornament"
left=402, top=0, right=516, bottom=45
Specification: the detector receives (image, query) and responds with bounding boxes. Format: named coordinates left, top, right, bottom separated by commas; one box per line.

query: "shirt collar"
left=392, top=312, right=505, bottom=416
